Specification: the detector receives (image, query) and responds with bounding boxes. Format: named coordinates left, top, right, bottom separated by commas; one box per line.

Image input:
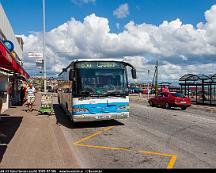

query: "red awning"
left=0, top=41, right=29, bottom=79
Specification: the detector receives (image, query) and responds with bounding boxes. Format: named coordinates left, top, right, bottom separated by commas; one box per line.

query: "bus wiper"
left=103, top=91, right=127, bottom=97
left=80, top=91, right=91, bottom=97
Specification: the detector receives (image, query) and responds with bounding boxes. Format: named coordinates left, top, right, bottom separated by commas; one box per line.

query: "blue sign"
left=3, top=40, right=14, bottom=52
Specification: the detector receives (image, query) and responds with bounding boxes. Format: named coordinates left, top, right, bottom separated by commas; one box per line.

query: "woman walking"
left=26, top=83, right=36, bottom=112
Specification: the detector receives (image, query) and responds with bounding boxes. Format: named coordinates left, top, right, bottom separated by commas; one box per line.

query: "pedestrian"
left=26, top=83, right=36, bottom=112
left=0, top=96, right=2, bottom=118
left=19, top=81, right=27, bottom=105
left=0, top=96, right=6, bottom=143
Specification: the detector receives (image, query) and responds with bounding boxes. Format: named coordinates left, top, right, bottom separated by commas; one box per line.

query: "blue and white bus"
left=58, top=59, right=136, bottom=122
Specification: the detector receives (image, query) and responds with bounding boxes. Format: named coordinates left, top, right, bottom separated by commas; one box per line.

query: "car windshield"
left=171, top=93, right=187, bottom=98
left=76, top=68, right=128, bottom=97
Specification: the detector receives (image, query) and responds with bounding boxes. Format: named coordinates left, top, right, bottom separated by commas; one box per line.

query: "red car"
left=148, top=92, right=191, bottom=110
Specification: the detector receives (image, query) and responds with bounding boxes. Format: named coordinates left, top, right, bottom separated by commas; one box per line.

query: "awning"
left=0, top=41, right=29, bottom=79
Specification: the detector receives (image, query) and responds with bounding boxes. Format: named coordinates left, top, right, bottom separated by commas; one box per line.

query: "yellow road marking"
left=76, top=143, right=131, bottom=151
left=167, top=155, right=177, bottom=169
left=73, top=126, right=114, bottom=145
left=73, top=126, right=177, bottom=169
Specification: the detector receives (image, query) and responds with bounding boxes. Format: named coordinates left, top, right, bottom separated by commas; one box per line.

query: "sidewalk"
left=0, top=93, right=80, bottom=168
left=130, top=94, right=216, bottom=113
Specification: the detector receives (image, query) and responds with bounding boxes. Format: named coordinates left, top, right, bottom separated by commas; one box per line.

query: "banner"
left=28, top=52, right=43, bottom=58
left=36, top=59, right=44, bottom=68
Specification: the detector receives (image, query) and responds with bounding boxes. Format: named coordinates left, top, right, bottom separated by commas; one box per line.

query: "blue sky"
left=1, top=0, right=216, bottom=35
left=1, top=0, right=216, bottom=81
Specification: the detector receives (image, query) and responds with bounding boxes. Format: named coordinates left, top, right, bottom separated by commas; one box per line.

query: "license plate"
left=97, top=115, right=111, bottom=119
left=181, top=101, right=186, bottom=104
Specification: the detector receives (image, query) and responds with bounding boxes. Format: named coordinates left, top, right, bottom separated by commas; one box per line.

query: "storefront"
left=0, top=40, right=29, bottom=113
left=0, top=4, right=29, bottom=113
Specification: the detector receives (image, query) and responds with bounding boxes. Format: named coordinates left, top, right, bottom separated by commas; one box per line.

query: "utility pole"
left=147, top=69, right=150, bottom=100
left=155, top=59, right=159, bottom=96
left=42, top=0, right=47, bottom=93
left=152, top=59, right=159, bottom=96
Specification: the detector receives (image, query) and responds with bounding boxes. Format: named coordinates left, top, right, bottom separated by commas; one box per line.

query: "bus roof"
left=58, top=58, right=134, bottom=76
left=71, top=58, right=125, bottom=63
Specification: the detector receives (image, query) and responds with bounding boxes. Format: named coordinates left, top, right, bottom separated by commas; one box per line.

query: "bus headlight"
left=118, top=106, right=129, bottom=110
left=73, top=108, right=89, bottom=113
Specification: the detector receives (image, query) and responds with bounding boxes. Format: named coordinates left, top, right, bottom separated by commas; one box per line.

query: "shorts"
left=27, top=97, right=35, bottom=104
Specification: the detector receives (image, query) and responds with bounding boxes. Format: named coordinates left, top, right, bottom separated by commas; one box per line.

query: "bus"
left=57, top=59, right=136, bottom=122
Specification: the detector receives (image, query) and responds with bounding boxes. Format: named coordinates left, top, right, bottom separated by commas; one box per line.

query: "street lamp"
left=147, top=69, right=150, bottom=100
left=42, top=0, right=47, bottom=93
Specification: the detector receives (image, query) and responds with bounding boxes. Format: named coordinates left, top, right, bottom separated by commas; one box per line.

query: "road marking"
left=167, top=155, right=177, bottom=169
left=73, top=126, right=177, bottom=169
left=73, top=126, right=114, bottom=145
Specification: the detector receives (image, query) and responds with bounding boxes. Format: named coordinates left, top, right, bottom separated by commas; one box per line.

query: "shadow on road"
left=0, top=115, right=23, bottom=162
left=53, top=104, right=124, bottom=129
left=0, top=145, right=7, bottom=162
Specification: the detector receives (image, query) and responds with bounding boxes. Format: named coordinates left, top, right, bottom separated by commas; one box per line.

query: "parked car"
left=129, top=86, right=143, bottom=94
left=148, top=92, right=191, bottom=110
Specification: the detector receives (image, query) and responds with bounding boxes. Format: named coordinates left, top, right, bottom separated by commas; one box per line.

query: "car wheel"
left=165, top=102, right=170, bottom=109
left=149, top=101, right=154, bottom=107
left=181, top=107, right=187, bottom=110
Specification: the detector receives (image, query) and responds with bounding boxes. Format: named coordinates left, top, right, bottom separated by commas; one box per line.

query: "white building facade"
left=0, top=3, right=29, bottom=113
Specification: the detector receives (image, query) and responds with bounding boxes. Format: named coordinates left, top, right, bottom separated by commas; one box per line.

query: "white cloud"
left=22, top=4, right=216, bottom=82
left=113, top=3, right=129, bottom=19
left=71, top=0, right=96, bottom=5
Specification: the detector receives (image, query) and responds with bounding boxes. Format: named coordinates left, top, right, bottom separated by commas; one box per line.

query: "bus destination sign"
left=76, top=62, right=124, bottom=69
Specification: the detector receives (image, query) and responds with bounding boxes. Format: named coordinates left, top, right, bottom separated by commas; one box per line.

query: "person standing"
left=19, top=81, right=27, bottom=105
left=26, top=83, right=36, bottom=112
left=0, top=95, right=6, bottom=143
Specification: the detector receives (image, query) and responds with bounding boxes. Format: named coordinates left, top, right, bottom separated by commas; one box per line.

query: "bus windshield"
left=76, top=68, right=128, bottom=97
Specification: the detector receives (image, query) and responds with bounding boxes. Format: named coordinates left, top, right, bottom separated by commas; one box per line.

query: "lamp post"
left=147, top=69, right=150, bottom=100
left=42, top=0, right=47, bottom=93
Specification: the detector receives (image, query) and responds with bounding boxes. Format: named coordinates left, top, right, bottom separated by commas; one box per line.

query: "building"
left=0, top=4, right=29, bottom=113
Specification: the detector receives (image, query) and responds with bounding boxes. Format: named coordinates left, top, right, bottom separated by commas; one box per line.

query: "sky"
left=1, top=0, right=216, bottom=83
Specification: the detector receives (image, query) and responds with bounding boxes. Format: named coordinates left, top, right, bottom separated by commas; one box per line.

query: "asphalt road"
left=53, top=97, right=216, bottom=168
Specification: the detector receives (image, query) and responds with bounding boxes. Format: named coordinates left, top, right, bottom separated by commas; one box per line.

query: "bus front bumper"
left=72, top=112, right=129, bottom=122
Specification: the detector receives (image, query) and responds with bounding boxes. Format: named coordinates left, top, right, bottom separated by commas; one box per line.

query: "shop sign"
left=3, top=40, right=14, bottom=52
left=28, top=52, right=43, bottom=58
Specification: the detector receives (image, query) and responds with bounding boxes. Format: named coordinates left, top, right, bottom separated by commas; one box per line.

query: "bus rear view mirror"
left=69, top=69, right=75, bottom=81
left=131, top=68, right=137, bottom=79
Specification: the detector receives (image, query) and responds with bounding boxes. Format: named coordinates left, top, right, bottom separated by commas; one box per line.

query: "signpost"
left=28, top=52, right=43, bottom=58
left=42, top=0, right=47, bottom=93
left=147, top=69, right=150, bottom=100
